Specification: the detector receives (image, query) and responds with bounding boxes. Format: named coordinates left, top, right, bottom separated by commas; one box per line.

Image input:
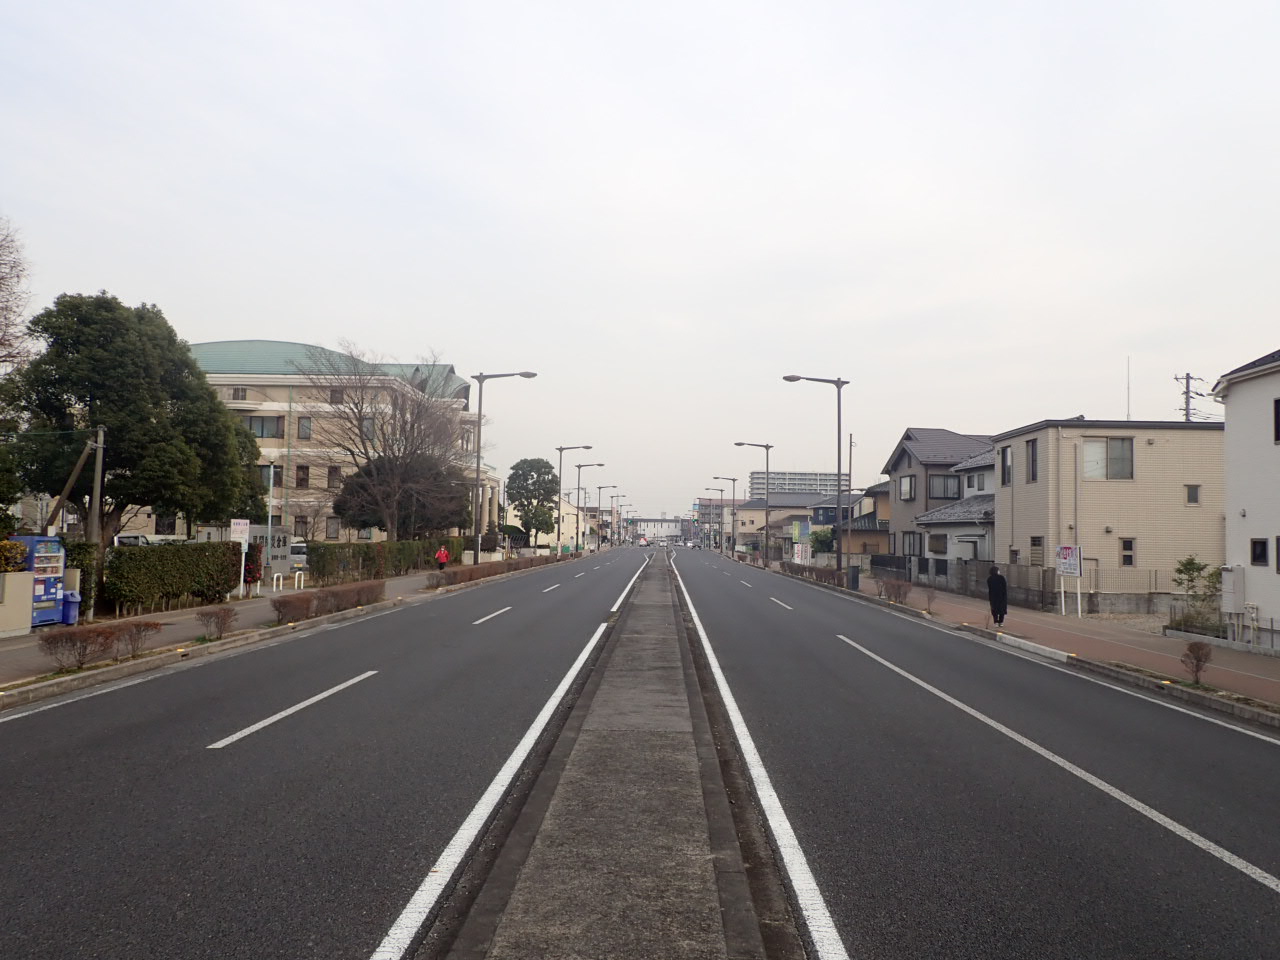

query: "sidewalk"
left=0, top=570, right=439, bottom=687
left=852, top=577, right=1280, bottom=706
left=445, top=550, right=762, bottom=960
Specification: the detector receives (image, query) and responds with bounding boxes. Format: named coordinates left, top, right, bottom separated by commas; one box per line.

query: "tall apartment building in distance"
left=749, top=470, right=850, bottom=498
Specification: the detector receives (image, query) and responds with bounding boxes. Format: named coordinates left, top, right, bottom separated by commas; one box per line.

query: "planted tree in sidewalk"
left=808, top=528, right=834, bottom=553
left=507, top=458, right=557, bottom=545
left=1180, top=640, right=1213, bottom=685
left=1171, top=555, right=1223, bottom=633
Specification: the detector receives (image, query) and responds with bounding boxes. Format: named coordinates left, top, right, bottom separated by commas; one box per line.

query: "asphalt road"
left=0, top=550, right=648, bottom=960
left=674, top=550, right=1280, bottom=960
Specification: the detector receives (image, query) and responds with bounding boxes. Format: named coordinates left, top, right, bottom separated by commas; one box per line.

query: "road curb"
left=0, top=555, right=601, bottom=714
left=774, top=568, right=1280, bottom=734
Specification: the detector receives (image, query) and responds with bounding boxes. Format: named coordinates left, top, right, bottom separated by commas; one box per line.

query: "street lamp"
left=555, top=445, right=592, bottom=558
left=735, top=442, right=773, bottom=568
left=705, top=487, right=724, bottom=553
left=471, top=371, right=538, bottom=565
left=713, top=475, right=738, bottom=556
left=574, top=463, right=604, bottom=552
left=783, top=374, right=849, bottom=585
left=265, top=458, right=277, bottom=579
left=596, top=484, right=616, bottom=551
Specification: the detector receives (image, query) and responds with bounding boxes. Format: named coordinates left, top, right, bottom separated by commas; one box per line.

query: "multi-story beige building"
left=187, top=340, right=497, bottom=545
left=990, top=419, right=1224, bottom=588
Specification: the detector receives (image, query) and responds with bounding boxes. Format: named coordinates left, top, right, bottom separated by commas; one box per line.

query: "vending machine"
left=12, top=535, right=65, bottom=626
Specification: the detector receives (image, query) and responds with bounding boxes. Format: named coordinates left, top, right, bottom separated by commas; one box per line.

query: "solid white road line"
left=472, top=607, right=512, bottom=625
left=0, top=674, right=159, bottom=725
left=207, top=671, right=377, bottom=749
left=370, top=622, right=610, bottom=960
left=770, top=598, right=793, bottom=610
left=671, top=561, right=849, bottom=960
left=610, top=554, right=652, bottom=613
left=542, top=584, right=561, bottom=593
left=835, top=634, right=1280, bottom=895
left=740, top=580, right=753, bottom=587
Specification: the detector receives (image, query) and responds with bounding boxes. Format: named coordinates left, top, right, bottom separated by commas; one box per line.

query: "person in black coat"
left=987, top=566, right=1009, bottom=626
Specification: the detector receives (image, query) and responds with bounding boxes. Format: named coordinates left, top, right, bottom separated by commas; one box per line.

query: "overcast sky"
left=4, top=1, right=1275, bottom=518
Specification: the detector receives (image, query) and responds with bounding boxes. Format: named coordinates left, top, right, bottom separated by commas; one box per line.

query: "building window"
left=1252, top=539, right=1269, bottom=566
left=903, top=531, right=923, bottom=556
left=1185, top=484, right=1200, bottom=505
left=258, top=464, right=282, bottom=489
left=328, top=466, right=342, bottom=489
left=357, top=527, right=373, bottom=540
left=329, top=388, right=344, bottom=405
left=927, top=475, right=960, bottom=499
left=325, top=517, right=340, bottom=539
left=899, top=475, right=916, bottom=501
left=1274, top=398, right=1280, bottom=443
left=231, top=387, right=247, bottom=401
left=966, top=474, right=975, bottom=489
left=1009, top=548, right=1020, bottom=565
left=1000, top=446, right=1013, bottom=486
left=928, top=533, right=947, bottom=554
left=1120, top=537, right=1136, bottom=566
left=888, top=533, right=896, bottom=554
left=297, top=416, right=312, bottom=440
left=293, top=517, right=308, bottom=538
left=977, top=472, right=986, bottom=491
left=1030, top=536, right=1044, bottom=566
left=154, top=513, right=177, bottom=536
left=1083, top=437, right=1134, bottom=480
left=360, top=416, right=375, bottom=440
left=244, top=416, right=283, bottom=439
left=1026, top=439, right=1038, bottom=483
left=270, top=514, right=282, bottom=528
left=295, top=465, right=309, bottom=489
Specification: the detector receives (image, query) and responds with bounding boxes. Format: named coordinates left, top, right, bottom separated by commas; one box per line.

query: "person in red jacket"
left=435, top=545, right=450, bottom=571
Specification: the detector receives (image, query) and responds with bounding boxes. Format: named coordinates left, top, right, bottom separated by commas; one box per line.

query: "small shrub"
left=0, top=539, right=28, bottom=573
left=1181, top=640, right=1213, bottom=685
left=38, top=624, right=116, bottom=670
left=884, top=579, right=913, bottom=604
left=270, top=593, right=313, bottom=624
left=119, top=620, right=164, bottom=658
left=872, top=575, right=886, bottom=599
left=195, top=608, right=237, bottom=641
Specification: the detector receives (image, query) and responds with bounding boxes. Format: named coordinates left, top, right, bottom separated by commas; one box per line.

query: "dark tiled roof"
left=812, top=490, right=862, bottom=507
left=841, top=514, right=888, bottom=531
left=881, top=428, right=992, bottom=473
left=951, top=447, right=995, bottom=472
left=737, top=492, right=829, bottom=510
left=863, top=480, right=891, bottom=495
left=914, top=494, right=995, bottom=525
left=1214, top=348, right=1280, bottom=394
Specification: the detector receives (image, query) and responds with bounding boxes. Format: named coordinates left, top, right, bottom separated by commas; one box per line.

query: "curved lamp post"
left=704, top=487, right=724, bottom=552
left=596, top=484, right=616, bottom=551
left=555, top=445, right=591, bottom=557
left=735, top=442, right=773, bottom=567
left=784, top=374, right=848, bottom=584
left=713, top=475, right=738, bottom=556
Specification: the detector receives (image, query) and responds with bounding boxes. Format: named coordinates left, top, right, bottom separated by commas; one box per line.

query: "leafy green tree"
left=332, top=454, right=469, bottom=539
left=507, top=458, right=558, bottom=545
left=13, top=292, right=264, bottom=547
left=809, top=528, right=834, bottom=553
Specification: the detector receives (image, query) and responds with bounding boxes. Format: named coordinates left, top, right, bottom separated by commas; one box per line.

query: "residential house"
left=990, top=419, right=1224, bottom=589
left=839, top=481, right=892, bottom=557
left=882, top=428, right=993, bottom=565
left=915, top=447, right=996, bottom=562
left=734, top=492, right=830, bottom=553
left=1212, top=349, right=1280, bottom=643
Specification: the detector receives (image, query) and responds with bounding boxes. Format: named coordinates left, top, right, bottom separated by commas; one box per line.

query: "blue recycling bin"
left=61, top=591, right=81, bottom=625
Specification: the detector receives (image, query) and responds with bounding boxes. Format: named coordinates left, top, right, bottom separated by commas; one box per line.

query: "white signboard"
left=794, top=543, right=813, bottom=565
left=229, top=519, right=250, bottom=552
left=1056, top=545, right=1082, bottom=577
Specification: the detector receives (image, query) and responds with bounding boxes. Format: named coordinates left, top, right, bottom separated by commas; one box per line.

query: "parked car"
left=288, top=542, right=309, bottom=572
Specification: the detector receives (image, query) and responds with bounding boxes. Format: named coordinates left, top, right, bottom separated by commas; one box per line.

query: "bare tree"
left=0, top=216, right=30, bottom=369
left=296, top=343, right=468, bottom=541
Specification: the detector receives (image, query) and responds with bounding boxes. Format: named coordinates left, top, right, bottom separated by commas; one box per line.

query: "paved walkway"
left=0, top=570, right=440, bottom=687
left=851, top=576, right=1280, bottom=706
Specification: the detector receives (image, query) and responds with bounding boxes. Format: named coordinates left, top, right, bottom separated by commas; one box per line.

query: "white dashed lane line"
left=542, top=584, right=560, bottom=593
left=740, top=581, right=753, bottom=587
left=472, top=607, right=512, bottom=625
left=574, top=573, right=586, bottom=579
left=770, top=598, right=793, bottom=610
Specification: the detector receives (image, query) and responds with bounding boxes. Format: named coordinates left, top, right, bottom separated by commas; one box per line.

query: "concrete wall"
left=0, top=572, right=35, bottom=638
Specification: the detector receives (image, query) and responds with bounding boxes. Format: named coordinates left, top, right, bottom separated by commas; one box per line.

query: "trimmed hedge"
left=306, top=538, right=466, bottom=585
left=62, top=540, right=98, bottom=611
left=38, top=620, right=165, bottom=670
left=103, top=541, right=242, bottom=612
left=270, top=579, right=387, bottom=624
left=438, top=555, right=556, bottom=586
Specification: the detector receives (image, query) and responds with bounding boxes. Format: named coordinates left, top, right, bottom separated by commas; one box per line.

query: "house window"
left=328, top=466, right=342, bottom=489
left=1274, top=398, right=1280, bottom=443
left=1083, top=438, right=1134, bottom=480
left=295, top=465, right=309, bottom=489
left=357, top=527, right=373, bottom=540
left=899, top=475, right=916, bottom=501
left=966, top=474, right=975, bottom=489
left=297, top=416, right=312, bottom=440
left=1000, top=446, right=1013, bottom=486
left=928, top=533, right=947, bottom=554
left=1186, top=484, right=1200, bottom=505
left=888, top=533, right=896, bottom=554
left=1120, top=538, right=1136, bottom=567
left=258, top=464, right=282, bottom=488
left=244, top=416, right=283, bottom=439
left=360, top=416, right=375, bottom=440
left=329, top=388, right=344, bottom=405
left=270, top=514, right=282, bottom=528
left=231, top=387, right=247, bottom=401
left=902, top=531, right=923, bottom=555
left=325, top=517, right=340, bottom=539
left=1030, top=536, right=1044, bottom=566
left=293, top=517, right=308, bottom=538
left=927, top=475, right=961, bottom=499
left=1009, top=548, right=1019, bottom=564
left=154, top=513, right=177, bottom=536
left=1026, top=439, right=1038, bottom=483
left=1252, top=539, right=1269, bottom=566
left=977, top=472, right=986, bottom=491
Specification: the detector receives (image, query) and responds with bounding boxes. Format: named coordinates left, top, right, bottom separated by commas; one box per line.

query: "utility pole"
left=86, top=425, right=106, bottom=622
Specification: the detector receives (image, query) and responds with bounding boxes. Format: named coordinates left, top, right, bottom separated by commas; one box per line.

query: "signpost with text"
left=1056, top=545, right=1083, bottom=617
